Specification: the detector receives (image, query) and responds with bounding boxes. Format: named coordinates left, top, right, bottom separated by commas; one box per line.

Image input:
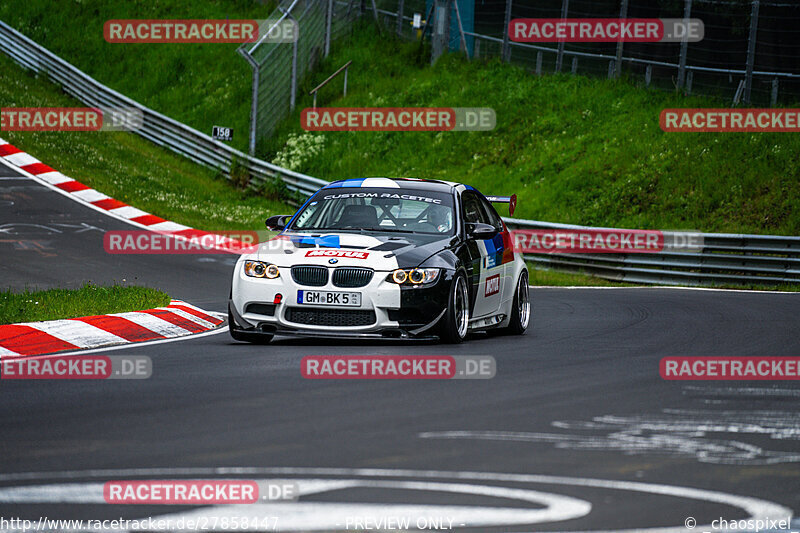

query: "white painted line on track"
left=0, top=467, right=789, bottom=533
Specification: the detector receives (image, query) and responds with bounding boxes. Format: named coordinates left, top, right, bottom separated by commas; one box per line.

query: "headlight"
left=245, top=260, right=280, bottom=279
left=389, top=268, right=440, bottom=285
left=392, top=269, right=408, bottom=284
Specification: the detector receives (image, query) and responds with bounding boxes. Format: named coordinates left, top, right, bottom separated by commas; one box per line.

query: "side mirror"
left=466, top=222, right=498, bottom=240
left=265, top=215, right=291, bottom=230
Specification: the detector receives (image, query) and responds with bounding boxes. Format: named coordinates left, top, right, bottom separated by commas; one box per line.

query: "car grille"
left=332, top=267, right=374, bottom=288
left=291, top=265, right=328, bottom=286
left=286, top=307, right=376, bottom=327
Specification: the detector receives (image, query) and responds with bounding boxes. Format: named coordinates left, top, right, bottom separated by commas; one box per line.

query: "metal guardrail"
left=503, top=218, right=800, bottom=286
left=1, top=20, right=797, bottom=286
left=0, top=20, right=328, bottom=199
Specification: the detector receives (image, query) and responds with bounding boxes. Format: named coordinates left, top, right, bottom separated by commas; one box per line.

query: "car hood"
left=254, top=231, right=454, bottom=270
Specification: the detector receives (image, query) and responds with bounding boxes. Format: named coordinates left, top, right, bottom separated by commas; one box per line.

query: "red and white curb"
left=0, top=137, right=242, bottom=250
left=0, top=300, right=224, bottom=358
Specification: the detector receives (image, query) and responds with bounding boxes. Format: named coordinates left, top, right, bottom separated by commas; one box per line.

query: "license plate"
left=297, top=290, right=362, bottom=307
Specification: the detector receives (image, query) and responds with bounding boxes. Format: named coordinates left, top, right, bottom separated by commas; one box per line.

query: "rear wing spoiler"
left=485, top=194, right=517, bottom=216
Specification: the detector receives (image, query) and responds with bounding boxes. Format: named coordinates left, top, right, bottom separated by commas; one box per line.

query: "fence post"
left=556, top=0, right=569, bottom=72
left=238, top=48, right=260, bottom=156
left=536, top=51, right=542, bottom=75
left=325, top=0, right=334, bottom=57
left=614, top=0, right=628, bottom=78
left=771, top=78, right=779, bottom=106
left=396, top=0, right=405, bottom=36
left=677, top=0, right=692, bottom=89
left=744, top=0, right=760, bottom=104
left=502, top=0, right=512, bottom=62
left=645, top=64, right=652, bottom=86
left=571, top=56, right=577, bottom=74
left=289, top=15, right=298, bottom=111
left=431, top=0, right=450, bottom=64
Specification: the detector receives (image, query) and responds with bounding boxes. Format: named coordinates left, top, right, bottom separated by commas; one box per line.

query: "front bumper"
left=230, top=264, right=452, bottom=339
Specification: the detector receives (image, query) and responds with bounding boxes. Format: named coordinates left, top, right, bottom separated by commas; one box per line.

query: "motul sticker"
left=485, top=274, right=500, bottom=297
left=305, top=249, right=369, bottom=259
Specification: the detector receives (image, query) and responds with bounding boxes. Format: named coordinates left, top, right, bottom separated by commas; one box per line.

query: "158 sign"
left=212, top=125, right=233, bottom=142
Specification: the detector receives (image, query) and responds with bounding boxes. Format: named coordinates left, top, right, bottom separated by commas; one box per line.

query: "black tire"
left=228, top=305, right=273, bottom=344
left=503, top=270, right=531, bottom=335
left=439, top=271, right=470, bottom=344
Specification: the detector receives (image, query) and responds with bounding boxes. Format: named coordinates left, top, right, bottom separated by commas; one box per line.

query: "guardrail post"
left=614, top=0, right=628, bottom=78
left=325, top=0, right=334, bottom=57
left=555, top=0, right=569, bottom=72
left=571, top=56, right=577, bottom=74
left=645, top=64, right=652, bottom=86
left=501, top=0, right=513, bottom=62
left=536, top=51, right=542, bottom=75
left=744, top=0, right=760, bottom=104
left=677, top=0, right=692, bottom=89
left=396, top=0, right=405, bottom=36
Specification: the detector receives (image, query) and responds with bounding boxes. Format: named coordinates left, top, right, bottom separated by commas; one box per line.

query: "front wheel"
left=439, top=272, right=470, bottom=344
left=503, top=270, right=531, bottom=335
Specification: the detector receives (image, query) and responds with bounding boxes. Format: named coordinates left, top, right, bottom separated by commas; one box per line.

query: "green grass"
left=0, top=0, right=274, bottom=154
left=526, top=264, right=800, bottom=291
left=0, top=284, right=171, bottom=324
left=0, top=54, right=292, bottom=231
left=527, top=266, right=639, bottom=287
left=262, top=24, right=800, bottom=236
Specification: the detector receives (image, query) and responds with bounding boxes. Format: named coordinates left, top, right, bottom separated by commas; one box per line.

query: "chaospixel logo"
left=305, top=249, right=369, bottom=259
left=1, top=107, right=143, bottom=132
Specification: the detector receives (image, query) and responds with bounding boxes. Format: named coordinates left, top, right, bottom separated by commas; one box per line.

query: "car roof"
left=323, top=177, right=466, bottom=194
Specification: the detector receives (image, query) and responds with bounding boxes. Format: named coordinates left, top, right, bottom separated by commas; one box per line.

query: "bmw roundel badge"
left=329, top=258, right=338, bottom=264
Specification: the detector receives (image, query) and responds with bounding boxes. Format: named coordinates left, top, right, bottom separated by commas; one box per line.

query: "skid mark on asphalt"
left=419, top=385, right=800, bottom=465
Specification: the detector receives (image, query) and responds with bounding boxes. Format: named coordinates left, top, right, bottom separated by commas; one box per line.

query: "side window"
left=462, top=192, right=487, bottom=225
left=479, top=197, right=504, bottom=232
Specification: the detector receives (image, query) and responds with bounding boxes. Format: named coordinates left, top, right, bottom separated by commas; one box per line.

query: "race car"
left=228, top=177, right=530, bottom=344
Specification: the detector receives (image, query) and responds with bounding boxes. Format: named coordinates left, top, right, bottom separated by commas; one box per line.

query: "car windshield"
left=289, top=187, right=456, bottom=235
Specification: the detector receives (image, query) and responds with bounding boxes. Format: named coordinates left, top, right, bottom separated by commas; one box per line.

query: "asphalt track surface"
left=1, top=165, right=799, bottom=532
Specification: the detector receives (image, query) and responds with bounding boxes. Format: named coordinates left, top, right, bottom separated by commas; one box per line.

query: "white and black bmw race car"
left=228, top=177, right=530, bottom=344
